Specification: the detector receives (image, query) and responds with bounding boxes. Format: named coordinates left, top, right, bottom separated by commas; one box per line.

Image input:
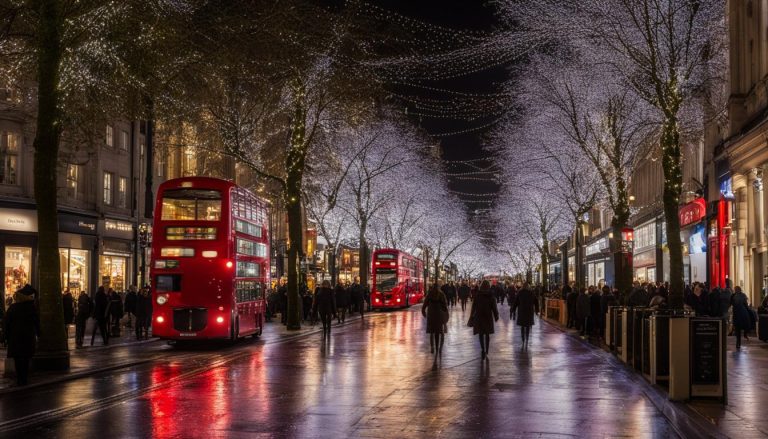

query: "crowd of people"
left=421, top=279, right=541, bottom=369
left=266, top=277, right=370, bottom=328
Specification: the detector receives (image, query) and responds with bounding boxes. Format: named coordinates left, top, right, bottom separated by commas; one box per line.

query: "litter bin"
left=649, top=312, right=670, bottom=384
left=759, top=313, right=768, bottom=342
left=632, top=308, right=651, bottom=371
left=610, top=306, right=624, bottom=354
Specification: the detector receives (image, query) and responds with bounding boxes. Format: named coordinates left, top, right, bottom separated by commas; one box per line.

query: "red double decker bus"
left=371, top=248, right=424, bottom=309
left=151, top=177, right=269, bottom=340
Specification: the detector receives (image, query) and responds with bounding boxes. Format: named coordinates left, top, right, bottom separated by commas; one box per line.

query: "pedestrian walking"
left=302, top=289, right=313, bottom=321
left=589, top=287, right=602, bottom=337
left=312, top=280, right=337, bottom=336
left=422, top=284, right=448, bottom=370
left=124, top=286, right=138, bottom=329
left=62, top=288, right=75, bottom=337
left=348, top=277, right=365, bottom=318
left=3, top=285, right=39, bottom=386
left=575, top=287, right=591, bottom=336
left=108, top=289, right=124, bottom=337
left=458, top=280, right=471, bottom=312
left=334, top=282, right=349, bottom=323
left=135, top=288, right=148, bottom=340
left=75, top=291, right=92, bottom=348
left=277, top=281, right=288, bottom=324
left=469, top=280, right=498, bottom=360
left=140, top=286, right=153, bottom=339
left=91, top=286, right=110, bottom=346
left=566, top=285, right=578, bottom=329
left=511, top=283, right=538, bottom=346
left=507, top=283, right=518, bottom=319
left=731, top=286, right=754, bottom=350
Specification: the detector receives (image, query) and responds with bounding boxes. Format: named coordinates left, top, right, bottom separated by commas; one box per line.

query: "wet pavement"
left=0, top=305, right=683, bottom=438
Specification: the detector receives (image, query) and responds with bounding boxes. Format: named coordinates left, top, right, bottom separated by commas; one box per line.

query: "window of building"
left=66, top=164, right=80, bottom=199
left=4, top=246, right=31, bottom=305
left=0, top=132, right=20, bottom=185
left=100, top=255, right=126, bottom=291
left=59, top=248, right=89, bottom=296
left=117, top=176, right=127, bottom=208
left=103, top=172, right=113, bottom=205
left=105, top=125, right=113, bottom=147
left=120, top=130, right=129, bottom=151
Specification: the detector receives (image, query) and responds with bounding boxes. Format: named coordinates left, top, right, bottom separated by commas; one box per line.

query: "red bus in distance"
left=371, top=248, right=424, bottom=309
left=151, top=177, right=269, bottom=340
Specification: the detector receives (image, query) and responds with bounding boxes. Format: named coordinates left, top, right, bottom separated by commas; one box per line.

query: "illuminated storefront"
left=99, top=218, right=134, bottom=291
left=0, top=207, right=37, bottom=308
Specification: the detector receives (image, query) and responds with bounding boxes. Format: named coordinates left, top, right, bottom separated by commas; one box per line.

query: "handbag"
left=467, top=314, right=475, bottom=327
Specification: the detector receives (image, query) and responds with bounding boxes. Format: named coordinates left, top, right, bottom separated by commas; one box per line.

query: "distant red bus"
left=151, top=177, right=269, bottom=340
left=371, top=248, right=424, bottom=309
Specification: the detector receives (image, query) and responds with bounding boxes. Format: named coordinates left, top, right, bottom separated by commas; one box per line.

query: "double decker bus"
left=151, top=177, right=269, bottom=340
left=371, top=248, right=424, bottom=309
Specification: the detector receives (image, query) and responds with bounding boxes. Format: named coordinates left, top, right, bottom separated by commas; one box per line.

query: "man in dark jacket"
left=685, top=283, right=709, bottom=316
left=575, top=287, right=591, bottom=336
left=75, top=291, right=92, bottom=348
left=124, top=286, right=138, bottom=329
left=566, top=285, right=578, bottom=329
left=62, top=289, right=75, bottom=336
left=458, top=281, right=471, bottom=311
left=3, top=285, right=39, bottom=386
left=334, top=283, right=349, bottom=323
left=108, top=289, right=123, bottom=337
left=135, top=288, right=150, bottom=340
left=91, top=286, right=110, bottom=346
left=312, top=280, right=337, bottom=336
left=589, top=287, right=602, bottom=337
left=511, top=283, right=539, bottom=345
left=348, top=277, right=364, bottom=318
left=628, top=282, right=649, bottom=307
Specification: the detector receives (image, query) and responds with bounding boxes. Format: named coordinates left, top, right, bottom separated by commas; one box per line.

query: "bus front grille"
left=173, top=308, right=208, bottom=332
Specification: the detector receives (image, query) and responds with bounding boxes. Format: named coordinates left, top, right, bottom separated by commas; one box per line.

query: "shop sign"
left=102, top=239, right=133, bottom=256
left=679, top=198, right=706, bottom=228
left=633, top=249, right=655, bottom=267
left=103, top=219, right=134, bottom=239
left=0, top=208, right=37, bottom=232
left=59, top=213, right=97, bottom=235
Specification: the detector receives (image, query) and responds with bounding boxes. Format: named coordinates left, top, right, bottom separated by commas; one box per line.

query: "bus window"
left=376, top=268, right=397, bottom=292
left=161, top=189, right=221, bottom=221
left=156, top=274, right=181, bottom=292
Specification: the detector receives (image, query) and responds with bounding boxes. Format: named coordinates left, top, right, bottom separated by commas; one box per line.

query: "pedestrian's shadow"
left=479, top=359, right=491, bottom=381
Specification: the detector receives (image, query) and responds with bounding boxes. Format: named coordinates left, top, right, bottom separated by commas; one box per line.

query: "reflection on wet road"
left=3, top=305, right=678, bottom=438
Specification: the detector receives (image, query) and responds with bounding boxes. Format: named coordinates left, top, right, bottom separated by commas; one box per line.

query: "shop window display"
left=60, top=249, right=89, bottom=296
left=100, top=255, right=126, bottom=291
left=4, top=246, right=31, bottom=306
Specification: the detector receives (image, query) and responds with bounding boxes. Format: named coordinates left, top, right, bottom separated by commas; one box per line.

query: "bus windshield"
left=161, top=189, right=222, bottom=221
left=375, top=268, right=397, bottom=292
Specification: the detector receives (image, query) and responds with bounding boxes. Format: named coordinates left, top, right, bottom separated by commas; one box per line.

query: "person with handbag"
left=422, top=284, right=448, bottom=370
left=469, top=280, right=498, bottom=361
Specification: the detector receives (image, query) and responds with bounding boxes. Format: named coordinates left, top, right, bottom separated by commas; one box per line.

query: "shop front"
left=58, top=212, right=98, bottom=297
left=99, top=219, right=135, bottom=292
left=0, top=207, right=37, bottom=308
left=678, top=198, right=707, bottom=286
left=632, top=220, right=658, bottom=283
left=585, top=236, right=613, bottom=287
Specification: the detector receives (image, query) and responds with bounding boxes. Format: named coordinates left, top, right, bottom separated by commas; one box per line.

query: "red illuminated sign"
left=679, top=198, right=706, bottom=228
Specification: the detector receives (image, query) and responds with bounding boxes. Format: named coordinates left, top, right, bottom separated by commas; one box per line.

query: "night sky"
left=372, top=0, right=509, bottom=242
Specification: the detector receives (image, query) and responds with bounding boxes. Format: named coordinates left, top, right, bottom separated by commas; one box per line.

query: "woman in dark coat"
left=3, top=285, right=40, bottom=385
left=731, top=286, right=753, bottom=350
left=92, top=286, right=110, bottom=346
left=575, top=288, right=592, bottom=336
left=62, top=289, right=75, bottom=328
left=334, top=283, right=349, bottom=324
left=313, top=280, right=337, bottom=336
left=469, top=280, right=498, bottom=360
left=422, top=284, right=448, bottom=369
left=511, top=283, right=539, bottom=346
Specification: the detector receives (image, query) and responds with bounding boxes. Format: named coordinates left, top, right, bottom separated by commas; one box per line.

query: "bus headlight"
left=156, top=294, right=168, bottom=305
left=216, top=316, right=224, bottom=323
left=156, top=316, right=165, bottom=323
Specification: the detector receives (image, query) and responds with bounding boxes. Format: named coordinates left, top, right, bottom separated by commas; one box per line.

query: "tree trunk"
left=660, top=115, right=685, bottom=308
left=328, top=244, right=337, bottom=286
left=541, top=237, right=549, bottom=293
left=612, top=181, right=632, bottom=298
left=574, top=222, right=585, bottom=290
left=359, top=237, right=368, bottom=289
left=32, top=0, right=69, bottom=370
left=284, top=91, right=309, bottom=330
